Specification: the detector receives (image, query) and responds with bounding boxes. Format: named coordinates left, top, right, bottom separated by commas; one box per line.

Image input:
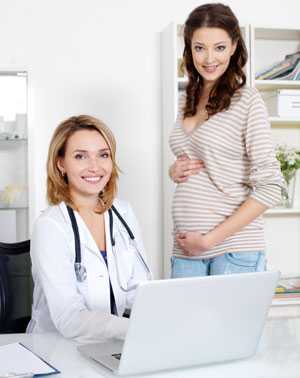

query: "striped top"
left=169, top=86, right=284, bottom=259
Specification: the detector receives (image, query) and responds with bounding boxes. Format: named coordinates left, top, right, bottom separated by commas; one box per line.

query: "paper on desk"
left=0, top=342, right=59, bottom=376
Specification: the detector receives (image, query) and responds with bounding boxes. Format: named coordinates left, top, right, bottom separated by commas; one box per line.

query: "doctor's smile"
left=58, top=129, right=113, bottom=199
left=81, top=176, right=104, bottom=183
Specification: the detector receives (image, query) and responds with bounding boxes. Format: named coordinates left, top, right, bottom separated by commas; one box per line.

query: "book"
left=268, top=304, right=300, bottom=317
left=272, top=275, right=300, bottom=306
left=272, top=295, right=300, bottom=307
left=276, top=60, right=300, bottom=81
left=275, top=276, right=300, bottom=294
left=256, top=51, right=300, bottom=80
left=257, top=61, right=294, bottom=80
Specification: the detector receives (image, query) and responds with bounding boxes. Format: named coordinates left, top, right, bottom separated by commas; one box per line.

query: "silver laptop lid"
left=118, top=271, right=279, bottom=376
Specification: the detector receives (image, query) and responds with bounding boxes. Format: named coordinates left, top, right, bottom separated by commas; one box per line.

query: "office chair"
left=0, top=240, right=32, bottom=333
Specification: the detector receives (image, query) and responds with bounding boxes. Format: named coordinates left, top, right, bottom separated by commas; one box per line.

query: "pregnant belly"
left=172, top=173, right=226, bottom=233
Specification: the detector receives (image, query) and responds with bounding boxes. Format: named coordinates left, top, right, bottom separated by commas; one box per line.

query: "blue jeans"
left=171, top=252, right=266, bottom=278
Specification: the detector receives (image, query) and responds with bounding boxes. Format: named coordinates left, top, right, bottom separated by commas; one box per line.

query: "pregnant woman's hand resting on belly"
left=169, top=154, right=204, bottom=183
left=176, top=231, right=215, bottom=256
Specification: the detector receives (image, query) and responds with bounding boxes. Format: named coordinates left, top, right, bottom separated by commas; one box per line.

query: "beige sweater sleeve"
left=245, top=89, right=286, bottom=208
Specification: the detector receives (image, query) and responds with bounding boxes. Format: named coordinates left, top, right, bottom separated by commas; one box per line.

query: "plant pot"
left=281, top=175, right=296, bottom=208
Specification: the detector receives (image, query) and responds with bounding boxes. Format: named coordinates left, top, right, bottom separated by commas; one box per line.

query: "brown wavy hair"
left=183, top=3, right=247, bottom=118
left=47, top=115, right=119, bottom=213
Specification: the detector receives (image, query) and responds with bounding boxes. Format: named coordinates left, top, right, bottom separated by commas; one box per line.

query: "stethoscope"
left=66, top=204, right=152, bottom=292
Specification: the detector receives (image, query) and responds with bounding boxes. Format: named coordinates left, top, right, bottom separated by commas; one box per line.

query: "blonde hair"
left=47, top=115, right=119, bottom=213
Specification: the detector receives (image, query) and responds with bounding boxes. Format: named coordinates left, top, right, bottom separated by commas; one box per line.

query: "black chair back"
left=0, top=240, right=32, bottom=333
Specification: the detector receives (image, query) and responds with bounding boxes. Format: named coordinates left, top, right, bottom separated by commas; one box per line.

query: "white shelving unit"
left=161, top=23, right=178, bottom=278
left=255, top=80, right=300, bottom=90
left=269, top=117, right=300, bottom=126
left=0, top=71, right=28, bottom=241
left=250, top=27, right=300, bottom=85
left=266, top=207, right=300, bottom=216
left=162, top=23, right=300, bottom=277
left=0, top=70, right=32, bottom=321
left=272, top=298, right=300, bottom=306
left=251, top=26, right=300, bottom=276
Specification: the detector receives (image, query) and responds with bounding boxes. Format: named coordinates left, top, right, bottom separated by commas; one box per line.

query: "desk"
left=1, top=317, right=300, bottom=378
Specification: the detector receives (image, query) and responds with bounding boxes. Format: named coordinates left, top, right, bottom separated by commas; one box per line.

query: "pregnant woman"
left=169, top=3, right=284, bottom=277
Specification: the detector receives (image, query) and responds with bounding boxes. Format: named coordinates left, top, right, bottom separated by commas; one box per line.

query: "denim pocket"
left=171, top=256, right=209, bottom=278
left=225, top=252, right=264, bottom=269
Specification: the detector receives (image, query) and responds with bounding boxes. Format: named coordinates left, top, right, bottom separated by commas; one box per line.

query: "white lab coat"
left=27, top=199, right=150, bottom=344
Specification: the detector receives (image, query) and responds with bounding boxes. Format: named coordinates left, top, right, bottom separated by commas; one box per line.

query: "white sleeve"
left=123, top=203, right=152, bottom=309
left=31, top=216, right=129, bottom=343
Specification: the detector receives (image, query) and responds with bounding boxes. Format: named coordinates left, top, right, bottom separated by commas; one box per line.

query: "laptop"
left=78, top=271, right=279, bottom=376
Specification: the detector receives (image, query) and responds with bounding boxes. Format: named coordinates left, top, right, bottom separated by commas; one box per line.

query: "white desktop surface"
left=1, top=317, right=300, bottom=378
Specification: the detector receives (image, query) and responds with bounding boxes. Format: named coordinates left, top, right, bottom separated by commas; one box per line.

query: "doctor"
left=27, top=115, right=151, bottom=343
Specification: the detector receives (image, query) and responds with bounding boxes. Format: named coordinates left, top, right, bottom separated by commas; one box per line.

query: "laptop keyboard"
left=112, top=353, right=122, bottom=360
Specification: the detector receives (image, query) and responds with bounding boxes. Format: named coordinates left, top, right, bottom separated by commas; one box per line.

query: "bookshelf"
left=266, top=207, right=300, bottom=216
left=161, top=22, right=179, bottom=277
left=250, top=27, right=300, bottom=85
left=0, top=71, right=29, bottom=242
left=255, top=80, right=300, bottom=91
left=269, top=117, right=300, bottom=127
left=0, top=70, right=31, bottom=322
left=272, top=274, right=300, bottom=307
left=251, top=26, right=300, bottom=276
left=272, top=298, right=300, bottom=306
left=161, top=23, right=300, bottom=277
left=178, top=77, right=188, bottom=90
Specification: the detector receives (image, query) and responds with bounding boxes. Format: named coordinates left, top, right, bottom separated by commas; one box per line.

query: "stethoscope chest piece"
left=75, top=262, right=87, bottom=282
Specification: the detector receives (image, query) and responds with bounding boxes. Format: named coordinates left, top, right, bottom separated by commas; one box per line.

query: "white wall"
left=1, top=0, right=299, bottom=278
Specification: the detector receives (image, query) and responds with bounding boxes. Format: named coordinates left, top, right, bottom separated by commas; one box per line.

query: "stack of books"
left=256, top=51, right=300, bottom=80
left=272, top=275, right=300, bottom=305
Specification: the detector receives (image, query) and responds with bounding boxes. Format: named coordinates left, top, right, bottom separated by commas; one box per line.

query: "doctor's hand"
left=169, top=154, right=204, bottom=184
left=176, top=231, right=214, bottom=256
